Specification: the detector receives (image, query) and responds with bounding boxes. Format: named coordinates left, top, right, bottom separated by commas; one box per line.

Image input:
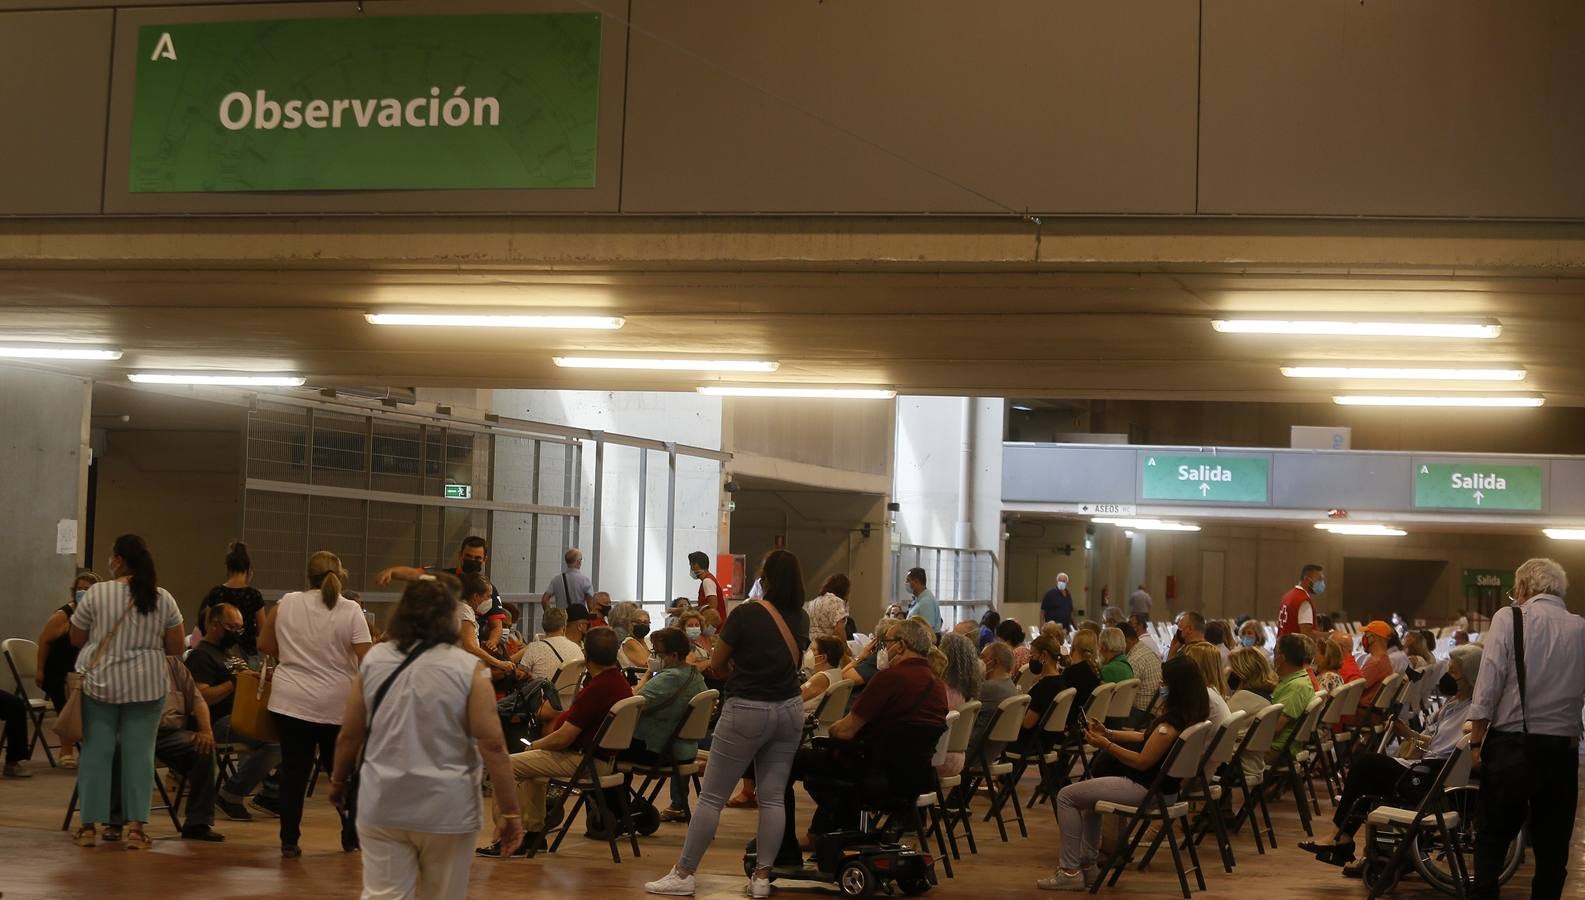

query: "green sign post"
left=1140, top=454, right=1269, bottom=503
left=129, top=14, right=601, bottom=192
left=1413, top=463, right=1542, bottom=511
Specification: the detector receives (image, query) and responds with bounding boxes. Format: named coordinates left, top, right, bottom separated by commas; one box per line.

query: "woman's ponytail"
left=113, top=533, right=159, bottom=614
left=306, top=550, right=345, bottom=610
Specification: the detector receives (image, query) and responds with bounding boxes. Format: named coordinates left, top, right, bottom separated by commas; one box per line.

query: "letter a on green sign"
left=129, top=14, right=602, bottom=192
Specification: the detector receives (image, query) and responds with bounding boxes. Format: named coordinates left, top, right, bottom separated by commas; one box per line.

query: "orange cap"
left=1362, top=620, right=1393, bottom=640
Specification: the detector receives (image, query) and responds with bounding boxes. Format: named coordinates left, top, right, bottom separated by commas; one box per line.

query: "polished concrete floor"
left=0, top=742, right=1580, bottom=899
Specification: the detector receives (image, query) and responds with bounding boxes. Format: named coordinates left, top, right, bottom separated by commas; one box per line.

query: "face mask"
left=691, top=570, right=702, bottom=581
left=1436, top=673, right=1458, bottom=697
left=1227, top=672, right=1242, bottom=692
left=1158, top=686, right=1170, bottom=699
left=1311, top=579, right=1326, bottom=595
left=685, top=626, right=702, bottom=640
left=219, top=629, right=242, bottom=650
left=1056, top=581, right=1068, bottom=591
left=1027, top=658, right=1044, bottom=675
left=73, top=589, right=86, bottom=603
left=461, top=559, right=483, bottom=574
left=702, top=625, right=717, bottom=637
left=474, top=598, right=493, bottom=613
left=876, top=648, right=890, bottom=670
left=632, top=623, right=650, bottom=640
left=1239, top=635, right=1257, bottom=648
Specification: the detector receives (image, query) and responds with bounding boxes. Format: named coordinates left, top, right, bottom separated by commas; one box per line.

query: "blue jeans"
left=211, top=715, right=281, bottom=801
left=677, top=696, right=804, bottom=872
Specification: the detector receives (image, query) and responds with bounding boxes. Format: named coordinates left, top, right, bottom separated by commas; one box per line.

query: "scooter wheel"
left=839, top=860, right=875, bottom=897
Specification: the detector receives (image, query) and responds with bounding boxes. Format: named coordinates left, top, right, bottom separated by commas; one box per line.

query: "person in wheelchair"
left=1299, top=643, right=1483, bottom=875
left=776, top=618, right=948, bottom=867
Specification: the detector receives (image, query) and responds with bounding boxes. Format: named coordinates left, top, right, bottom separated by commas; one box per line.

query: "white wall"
left=491, top=390, right=722, bottom=610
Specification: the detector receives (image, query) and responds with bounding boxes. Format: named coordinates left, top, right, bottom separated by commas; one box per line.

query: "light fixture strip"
left=554, top=356, right=779, bottom=373
left=1281, top=366, right=1525, bottom=382
left=366, top=312, right=625, bottom=330
left=128, top=373, right=307, bottom=387
left=0, top=344, right=123, bottom=361
left=696, top=386, right=896, bottom=400
left=1333, top=395, right=1544, bottom=408
left=1213, top=319, right=1501, bottom=339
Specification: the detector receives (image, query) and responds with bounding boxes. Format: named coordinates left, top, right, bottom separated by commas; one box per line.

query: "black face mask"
left=1226, top=672, right=1242, bottom=692
left=1027, top=658, right=1044, bottom=675
left=632, top=623, right=650, bottom=640
left=1436, top=673, right=1459, bottom=697
left=219, top=630, right=243, bottom=650
left=461, top=559, right=484, bottom=574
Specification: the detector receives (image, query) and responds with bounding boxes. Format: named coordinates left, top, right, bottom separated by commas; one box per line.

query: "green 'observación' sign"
left=129, top=14, right=602, bottom=192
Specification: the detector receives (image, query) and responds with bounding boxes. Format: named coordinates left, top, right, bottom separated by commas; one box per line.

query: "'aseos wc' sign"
left=128, top=14, right=601, bottom=192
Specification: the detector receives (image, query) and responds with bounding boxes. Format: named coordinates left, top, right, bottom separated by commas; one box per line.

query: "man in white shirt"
left=540, top=548, right=594, bottom=612
left=515, top=607, right=585, bottom=682
left=1468, top=558, right=1585, bottom=900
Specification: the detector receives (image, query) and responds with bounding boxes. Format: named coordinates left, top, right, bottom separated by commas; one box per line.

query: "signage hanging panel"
left=128, top=14, right=601, bottom=193
left=1139, top=453, right=1270, bottom=503
left=1412, top=461, right=1544, bottom=511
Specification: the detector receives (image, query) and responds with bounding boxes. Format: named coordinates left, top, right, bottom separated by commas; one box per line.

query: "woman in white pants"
left=330, top=576, right=523, bottom=900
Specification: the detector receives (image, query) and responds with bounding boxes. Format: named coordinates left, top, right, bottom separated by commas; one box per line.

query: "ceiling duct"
left=309, top=385, right=417, bottom=405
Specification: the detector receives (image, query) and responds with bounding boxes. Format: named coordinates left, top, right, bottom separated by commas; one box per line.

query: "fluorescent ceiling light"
left=1543, top=528, right=1585, bottom=541
left=1333, top=395, right=1544, bottom=408
left=1011, top=404, right=1034, bottom=412
left=366, top=312, right=624, bottom=330
left=554, top=356, right=778, bottom=373
left=697, top=386, right=896, bottom=400
left=0, top=343, right=122, bottom=361
left=1282, top=366, right=1525, bottom=382
left=128, top=372, right=306, bottom=387
left=1092, top=517, right=1201, bottom=532
left=1213, top=319, right=1501, bottom=339
left=1315, top=523, right=1407, bottom=537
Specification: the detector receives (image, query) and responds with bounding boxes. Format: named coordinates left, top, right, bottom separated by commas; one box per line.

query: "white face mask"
left=473, top=598, right=493, bottom=613
left=1056, top=580, right=1068, bottom=591
left=877, top=648, right=890, bottom=670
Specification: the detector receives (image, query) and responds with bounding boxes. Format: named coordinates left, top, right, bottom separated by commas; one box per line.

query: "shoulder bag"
left=54, top=599, right=135, bottom=746
left=232, top=662, right=279, bottom=742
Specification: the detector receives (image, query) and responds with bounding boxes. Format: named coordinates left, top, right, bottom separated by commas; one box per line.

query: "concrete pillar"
left=0, top=366, right=90, bottom=642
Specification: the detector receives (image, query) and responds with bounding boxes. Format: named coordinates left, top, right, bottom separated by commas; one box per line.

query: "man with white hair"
left=1468, top=558, right=1585, bottom=900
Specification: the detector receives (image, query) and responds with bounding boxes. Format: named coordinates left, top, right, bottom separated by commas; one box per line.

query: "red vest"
left=698, top=571, right=724, bottom=619
left=1276, top=585, right=1312, bottom=637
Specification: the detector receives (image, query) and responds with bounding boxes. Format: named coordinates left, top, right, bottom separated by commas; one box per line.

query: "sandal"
left=1299, top=838, right=1352, bottom=855
left=124, top=827, right=152, bottom=850
left=101, top=825, right=123, bottom=843
left=73, top=825, right=97, bottom=848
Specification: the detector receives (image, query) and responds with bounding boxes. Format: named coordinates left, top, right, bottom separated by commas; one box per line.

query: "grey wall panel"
left=1547, top=460, right=1585, bottom=517
left=1200, top=0, right=1585, bottom=218
left=0, top=10, right=112, bottom=215
left=1003, top=445, right=1135, bottom=504
left=1272, top=452, right=1411, bottom=511
left=101, top=0, right=626, bottom=214
left=621, top=0, right=1198, bottom=214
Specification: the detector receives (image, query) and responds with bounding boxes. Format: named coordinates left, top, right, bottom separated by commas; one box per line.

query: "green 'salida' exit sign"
left=1140, top=454, right=1269, bottom=503
left=1413, top=463, right=1542, bottom=511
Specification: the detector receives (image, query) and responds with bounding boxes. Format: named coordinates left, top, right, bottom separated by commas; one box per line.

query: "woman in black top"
left=647, top=550, right=810, bottom=898
left=35, top=571, right=101, bottom=718
left=197, top=542, right=266, bottom=660
left=1038, top=656, right=1210, bottom=891
left=1014, top=634, right=1068, bottom=751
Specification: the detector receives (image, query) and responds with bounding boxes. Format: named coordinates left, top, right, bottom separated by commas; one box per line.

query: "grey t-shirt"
left=542, top=569, right=594, bottom=610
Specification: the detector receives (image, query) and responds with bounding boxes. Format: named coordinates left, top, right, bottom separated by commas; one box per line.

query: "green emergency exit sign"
left=444, top=484, right=472, bottom=500
left=1141, top=454, right=1269, bottom=503
left=1414, top=463, right=1542, bottom=511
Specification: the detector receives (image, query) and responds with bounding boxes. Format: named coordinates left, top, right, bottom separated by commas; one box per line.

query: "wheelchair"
left=1358, top=784, right=1525, bottom=896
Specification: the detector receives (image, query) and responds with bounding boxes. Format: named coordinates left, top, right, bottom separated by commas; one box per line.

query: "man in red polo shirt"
left=478, top=626, right=632, bottom=859
left=1276, top=564, right=1325, bottom=638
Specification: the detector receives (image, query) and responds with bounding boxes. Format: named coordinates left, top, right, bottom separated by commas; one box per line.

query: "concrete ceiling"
left=5, top=217, right=1585, bottom=404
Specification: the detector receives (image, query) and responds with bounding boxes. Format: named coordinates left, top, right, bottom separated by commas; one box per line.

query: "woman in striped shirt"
left=69, top=534, right=185, bottom=849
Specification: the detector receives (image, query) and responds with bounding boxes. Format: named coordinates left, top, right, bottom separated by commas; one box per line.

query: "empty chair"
left=932, top=701, right=979, bottom=863
left=3, top=638, right=58, bottom=767
left=1106, top=678, right=1140, bottom=727
left=959, top=693, right=1031, bottom=845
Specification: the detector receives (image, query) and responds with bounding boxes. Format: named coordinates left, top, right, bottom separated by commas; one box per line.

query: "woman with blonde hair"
left=1314, top=636, right=1346, bottom=694
left=1098, top=626, right=1133, bottom=683
left=260, top=550, right=373, bottom=857
left=1225, top=646, right=1281, bottom=781
left=1182, top=641, right=1232, bottom=726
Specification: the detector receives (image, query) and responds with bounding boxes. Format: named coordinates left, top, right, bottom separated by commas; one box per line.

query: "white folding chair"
left=1363, top=736, right=1476, bottom=900
left=1268, top=694, right=1327, bottom=837
left=809, top=678, right=854, bottom=739
left=960, top=693, right=1030, bottom=845
left=1106, top=678, right=1140, bottom=725
left=1223, top=703, right=1284, bottom=854
left=933, top=701, right=979, bottom=862
left=552, top=658, right=587, bottom=706
left=547, top=694, right=646, bottom=863
left=619, top=689, right=717, bottom=810
left=914, top=710, right=960, bottom=878
left=1093, top=721, right=1216, bottom=899
left=2, top=638, right=58, bottom=767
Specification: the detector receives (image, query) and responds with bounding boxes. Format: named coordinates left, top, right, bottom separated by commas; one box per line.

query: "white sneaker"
left=745, top=874, right=772, bottom=898
left=646, top=869, right=697, bottom=896
left=1035, top=869, right=1088, bottom=891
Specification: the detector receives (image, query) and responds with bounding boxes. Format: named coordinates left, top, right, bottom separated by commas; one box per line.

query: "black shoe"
left=218, top=796, right=253, bottom=821
left=181, top=825, right=226, bottom=842
left=476, top=839, right=530, bottom=859
left=249, top=795, right=282, bottom=818
left=281, top=843, right=301, bottom=858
